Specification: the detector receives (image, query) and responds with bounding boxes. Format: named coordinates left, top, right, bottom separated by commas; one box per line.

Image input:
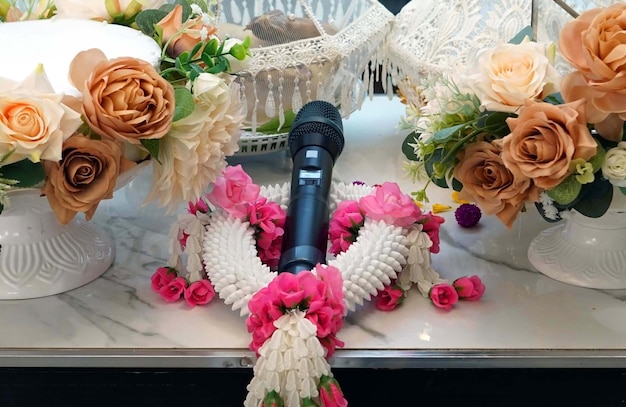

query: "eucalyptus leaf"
left=432, top=123, right=466, bottom=143
left=135, top=9, right=168, bottom=36
left=401, top=132, right=420, bottom=161
left=547, top=175, right=582, bottom=205
left=0, top=160, right=44, bottom=188
left=424, top=149, right=449, bottom=189
left=588, top=140, right=606, bottom=172
left=574, top=181, right=613, bottom=218
left=173, top=86, right=195, bottom=122
left=620, top=187, right=626, bottom=195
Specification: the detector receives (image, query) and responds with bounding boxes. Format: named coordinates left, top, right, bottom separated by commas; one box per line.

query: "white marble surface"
left=2, top=96, right=626, bottom=367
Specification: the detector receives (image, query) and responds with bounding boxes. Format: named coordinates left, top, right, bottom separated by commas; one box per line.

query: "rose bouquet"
left=0, top=0, right=252, bottom=226
left=401, top=5, right=626, bottom=229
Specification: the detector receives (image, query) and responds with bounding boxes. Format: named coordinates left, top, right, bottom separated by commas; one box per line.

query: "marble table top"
left=2, top=96, right=626, bottom=368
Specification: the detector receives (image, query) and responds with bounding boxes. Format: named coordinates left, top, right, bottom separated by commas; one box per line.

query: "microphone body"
left=278, top=101, right=345, bottom=274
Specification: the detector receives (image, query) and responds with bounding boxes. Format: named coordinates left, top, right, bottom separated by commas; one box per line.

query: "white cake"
left=0, top=18, right=161, bottom=95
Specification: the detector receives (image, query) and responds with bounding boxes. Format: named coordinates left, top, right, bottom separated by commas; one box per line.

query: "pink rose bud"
left=151, top=266, right=178, bottom=292
left=429, top=283, right=459, bottom=310
left=453, top=275, right=486, bottom=301
left=184, top=279, right=216, bottom=307
left=318, top=375, right=347, bottom=407
left=158, top=277, right=187, bottom=303
left=375, top=284, right=405, bottom=311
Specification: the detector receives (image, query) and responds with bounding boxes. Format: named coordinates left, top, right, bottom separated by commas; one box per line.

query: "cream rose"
left=54, top=0, right=167, bottom=21
left=470, top=40, right=560, bottom=113
left=41, top=135, right=136, bottom=225
left=0, top=65, right=82, bottom=164
left=192, top=73, right=230, bottom=107
left=453, top=140, right=541, bottom=229
left=502, top=100, right=597, bottom=190
left=69, top=49, right=175, bottom=145
left=602, top=142, right=626, bottom=187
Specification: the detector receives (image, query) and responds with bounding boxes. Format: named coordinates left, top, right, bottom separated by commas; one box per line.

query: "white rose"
left=192, top=73, right=230, bottom=107
left=602, top=142, right=626, bottom=187
left=222, top=38, right=251, bottom=73
left=0, top=65, right=82, bottom=164
left=54, top=0, right=167, bottom=21
left=470, top=40, right=561, bottom=113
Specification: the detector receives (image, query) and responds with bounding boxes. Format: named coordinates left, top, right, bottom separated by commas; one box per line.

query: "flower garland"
left=153, top=165, right=486, bottom=406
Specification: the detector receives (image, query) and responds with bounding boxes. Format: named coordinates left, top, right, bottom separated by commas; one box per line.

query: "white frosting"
left=0, top=18, right=161, bottom=95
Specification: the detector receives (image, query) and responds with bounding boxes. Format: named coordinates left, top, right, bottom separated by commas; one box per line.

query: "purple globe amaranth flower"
left=455, top=203, right=482, bottom=228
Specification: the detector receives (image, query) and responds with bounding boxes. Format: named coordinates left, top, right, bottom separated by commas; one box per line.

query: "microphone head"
left=288, top=101, right=345, bottom=161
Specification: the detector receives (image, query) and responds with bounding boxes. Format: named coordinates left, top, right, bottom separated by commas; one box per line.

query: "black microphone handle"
left=278, top=144, right=335, bottom=274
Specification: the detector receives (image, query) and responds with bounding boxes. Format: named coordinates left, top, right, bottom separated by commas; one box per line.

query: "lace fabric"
left=385, top=0, right=618, bottom=103
left=215, top=0, right=395, bottom=132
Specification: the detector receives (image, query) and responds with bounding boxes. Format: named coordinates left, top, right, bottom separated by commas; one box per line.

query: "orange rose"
left=157, top=4, right=217, bottom=58
left=41, top=135, right=135, bottom=225
left=454, top=140, right=541, bottom=229
left=502, top=100, right=597, bottom=190
left=69, top=49, right=175, bottom=144
left=559, top=4, right=626, bottom=140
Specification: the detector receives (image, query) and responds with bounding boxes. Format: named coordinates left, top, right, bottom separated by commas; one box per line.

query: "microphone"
left=278, top=101, right=345, bottom=274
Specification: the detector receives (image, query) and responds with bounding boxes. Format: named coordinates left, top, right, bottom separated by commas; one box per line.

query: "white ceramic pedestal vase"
left=0, top=189, right=114, bottom=299
left=528, top=190, right=626, bottom=289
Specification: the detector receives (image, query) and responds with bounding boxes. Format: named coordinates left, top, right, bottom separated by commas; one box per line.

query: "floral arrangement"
left=0, top=0, right=252, bottom=225
left=151, top=164, right=485, bottom=406
left=401, top=6, right=626, bottom=229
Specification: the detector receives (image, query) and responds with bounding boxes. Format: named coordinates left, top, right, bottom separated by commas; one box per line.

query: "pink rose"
left=418, top=212, right=445, bottom=254
left=318, top=375, right=348, bottom=407
left=429, top=283, right=459, bottom=310
left=249, top=198, right=286, bottom=269
left=375, top=283, right=405, bottom=311
left=454, top=275, right=486, bottom=301
left=358, top=182, right=421, bottom=227
left=158, top=277, right=188, bottom=303
left=206, top=165, right=260, bottom=218
left=184, top=280, right=216, bottom=307
left=151, top=267, right=178, bottom=292
left=328, top=200, right=364, bottom=255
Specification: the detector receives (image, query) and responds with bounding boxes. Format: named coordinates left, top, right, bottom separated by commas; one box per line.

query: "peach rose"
left=559, top=4, right=626, bottom=141
left=69, top=49, right=175, bottom=145
left=0, top=65, right=82, bottom=164
left=454, top=140, right=541, bottom=228
left=502, top=100, right=597, bottom=190
left=41, top=135, right=135, bottom=224
left=470, top=40, right=560, bottom=113
left=157, top=4, right=217, bottom=58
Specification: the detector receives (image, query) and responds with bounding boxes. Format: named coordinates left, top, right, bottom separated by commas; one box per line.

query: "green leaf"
left=0, top=160, right=45, bottom=188
left=204, top=38, right=219, bottom=56
left=431, top=123, right=467, bottom=143
left=173, top=86, right=195, bottom=122
left=574, top=181, right=613, bottom=218
left=547, top=175, right=582, bottom=205
left=229, top=43, right=246, bottom=60
left=140, top=138, right=161, bottom=162
left=401, top=132, right=420, bottom=161
left=543, top=92, right=564, bottom=105
left=206, top=58, right=228, bottom=74
left=424, top=149, right=450, bottom=189
left=620, top=187, right=626, bottom=195
left=254, top=110, right=297, bottom=134
left=509, top=26, right=533, bottom=44
left=134, top=9, right=168, bottom=36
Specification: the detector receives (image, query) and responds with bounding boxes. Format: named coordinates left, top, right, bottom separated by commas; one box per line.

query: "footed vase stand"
left=0, top=189, right=114, bottom=299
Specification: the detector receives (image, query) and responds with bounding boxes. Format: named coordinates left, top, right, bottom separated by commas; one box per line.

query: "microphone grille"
left=289, top=101, right=345, bottom=157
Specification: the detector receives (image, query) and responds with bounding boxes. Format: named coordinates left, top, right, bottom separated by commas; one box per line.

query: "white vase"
left=0, top=189, right=114, bottom=299
left=528, top=188, right=626, bottom=289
